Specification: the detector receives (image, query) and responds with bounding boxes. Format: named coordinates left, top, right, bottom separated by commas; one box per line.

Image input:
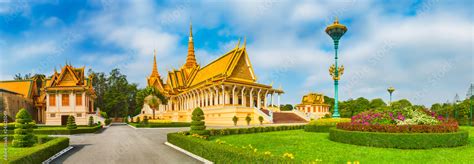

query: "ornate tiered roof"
left=148, top=24, right=280, bottom=96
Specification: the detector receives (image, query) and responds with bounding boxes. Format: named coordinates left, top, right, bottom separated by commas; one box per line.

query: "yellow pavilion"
left=139, top=24, right=309, bottom=125
left=295, top=93, right=330, bottom=119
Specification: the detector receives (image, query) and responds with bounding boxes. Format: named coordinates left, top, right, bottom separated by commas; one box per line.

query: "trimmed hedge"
left=207, top=125, right=305, bottom=137
left=305, top=118, right=351, bottom=132
left=329, top=128, right=469, bottom=149
left=33, top=125, right=102, bottom=135
left=130, top=122, right=190, bottom=128
left=167, top=133, right=293, bottom=163
left=336, top=122, right=458, bottom=133
left=9, top=137, right=69, bottom=164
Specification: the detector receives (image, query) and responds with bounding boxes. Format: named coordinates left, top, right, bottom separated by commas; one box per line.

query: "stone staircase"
left=271, top=112, right=308, bottom=124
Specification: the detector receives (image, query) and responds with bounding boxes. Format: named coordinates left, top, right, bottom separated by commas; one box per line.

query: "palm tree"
left=145, top=94, right=161, bottom=119
left=140, top=86, right=167, bottom=120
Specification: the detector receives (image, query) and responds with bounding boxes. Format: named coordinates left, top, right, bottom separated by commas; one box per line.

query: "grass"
left=212, top=126, right=474, bottom=163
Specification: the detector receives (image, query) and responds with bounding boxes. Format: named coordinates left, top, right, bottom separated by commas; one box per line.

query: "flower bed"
left=336, top=121, right=458, bottom=133
left=329, top=128, right=469, bottom=149
left=304, top=118, right=351, bottom=132
left=329, top=108, right=469, bottom=149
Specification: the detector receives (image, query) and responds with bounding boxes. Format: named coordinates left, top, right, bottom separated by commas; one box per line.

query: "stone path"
left=52, top=124, right=200, bottom=164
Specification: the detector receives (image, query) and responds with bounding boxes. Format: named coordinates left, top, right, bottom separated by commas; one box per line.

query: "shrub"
left=305, top=118, right=351, bottom=132
left=336, top=121, right=458, bottom=133
left=104, top=118, right=112, bottom=125
left=204, top=125, right=305, bottom=137
left=232, top=116, right=238, bottom=126
left=131, top=122, right=190, bottom=128
left=258, top=116, right=264, bottom=125
left=136, top=117, right=141, bottom=124
left=329, top=128, right=469, bottom=149
left=88, top=116, right=94, bottom=127
left=190, top=107, right=208, bottom=136
left=9, top=137, right=69, bottom=164
left=130, top=117, right=134, bottom=123
left=67, top=115, right=77, bottom=130
left=245, top=114, right=251, bottom=126
left=143, top=116, right=149, bottom=125
left=12, top=109, right=36, bottom=147
left=33, top=125, right=102, bottom=135
left=167, top=133, right=292, bottom=163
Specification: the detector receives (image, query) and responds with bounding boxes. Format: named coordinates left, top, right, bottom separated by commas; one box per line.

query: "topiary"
left=245, top=114, right=252, bottom=126
left=232, top=116, right=238, bottom=126
left=12, top=108, right=36, bottom=147
left=137, top=117, right=141, bottom=124
left=88, top=116, right=94, bottom=126
left=190, top=107, right=208, bottom=135
left=258, top=116, right=264, bottom=125
left=67, top=115, right=77, bottom=130
left=143, top=116, right=149, bottom=125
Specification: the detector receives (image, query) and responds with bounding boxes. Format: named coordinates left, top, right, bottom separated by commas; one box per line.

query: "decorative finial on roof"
left=189, top=20, right=193, bottom=41
left=334, top=16, right=339, bottom=24
left=270, top=81, right=274, bottom=87
left=236, top=37, right=241, bottom=48
left=242, top=36, right=247, bottom=48
left=151, top=49, right=160, bottom=77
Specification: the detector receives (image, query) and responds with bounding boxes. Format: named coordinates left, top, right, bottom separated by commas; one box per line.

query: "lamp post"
left=387, top=87, right=395, bottom=105
left=326, top=17, right=347, bottom=118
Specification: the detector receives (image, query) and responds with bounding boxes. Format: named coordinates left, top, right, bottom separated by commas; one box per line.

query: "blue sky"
left=0, top=0, right=472, bottom=106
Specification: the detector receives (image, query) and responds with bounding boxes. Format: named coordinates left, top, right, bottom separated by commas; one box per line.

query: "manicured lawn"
left=213, top=126, right=474, bottom=163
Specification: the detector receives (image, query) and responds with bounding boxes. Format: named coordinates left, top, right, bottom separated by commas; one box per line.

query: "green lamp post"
left=387, top=87, right=395, bottom=105
left=326, top=17, right=347, bottom=118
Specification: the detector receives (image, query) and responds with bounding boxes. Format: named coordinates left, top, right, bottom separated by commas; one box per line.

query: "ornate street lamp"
left=387, top=87, right=395, bottom=105
left=326, top=17, right=347, bottom=118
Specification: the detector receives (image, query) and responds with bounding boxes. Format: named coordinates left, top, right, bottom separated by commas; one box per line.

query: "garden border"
left=329, top=128, right=469, bottom=149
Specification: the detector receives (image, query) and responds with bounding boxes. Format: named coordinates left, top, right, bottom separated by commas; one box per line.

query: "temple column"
left=221, top=85, right=225, bottom=105
left=257, top=89, right=262, bottom=109
left=250, top=88, right=254, bottom=108
left=207, top=88, right=213, bottom=106
left=232, top=85, right=237, bottom=105
left=264, top=90, right=269, bottom=108
left=214, top=86, right=219, bottom=106
left=271, top=92, right=274, bottom=107
left=203, top=90, right=208, bottom=107
left=241, top=87, right=246, bottom=107
left=277, top=93, right=281, bottom=110
left=196, top=90, right=201, bottom=108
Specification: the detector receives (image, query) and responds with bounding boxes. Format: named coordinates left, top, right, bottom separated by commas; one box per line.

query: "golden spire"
left=236, top=37, right=241, bottom=48
left=242, top=36, right=247, bottom=48
left=184, top=22, right=198, bottom=68
left=151, top=49, right=160, bottom=77
left=334, top=16, right=339, bottom=24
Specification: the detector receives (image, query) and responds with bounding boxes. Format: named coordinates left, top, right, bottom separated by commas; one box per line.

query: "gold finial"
left=189, top=20, right=193, bottom=39
left=236, top=37, right=241, bottom=48
left=270, top=81, right=274, bottom=87
left=242, top=36, right=247, bottom=48
left=334, top=16, right=339, bottom=24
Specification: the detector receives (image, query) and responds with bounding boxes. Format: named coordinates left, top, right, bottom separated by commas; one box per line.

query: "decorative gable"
left=228, top=50, right=256, bottom=82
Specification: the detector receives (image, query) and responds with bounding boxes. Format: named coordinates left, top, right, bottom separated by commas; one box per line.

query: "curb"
left=42, top=146, right=73, bottom=164
left=165, top=142, right=213, bottom=164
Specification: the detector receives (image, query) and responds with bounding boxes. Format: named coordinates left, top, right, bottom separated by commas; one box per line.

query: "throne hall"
left=139, top=24, right=308, bottom=125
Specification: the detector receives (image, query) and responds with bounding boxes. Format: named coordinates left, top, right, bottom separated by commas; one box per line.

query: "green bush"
left=130, top=122, right=190, bottom=128
left=88, top=116, right=94, bottom=126
left=329, top=128, right=469, bottom=149
left=232, top=116, right=238, bottom=126
left=190, top=108, right=208, bottom=135
left=9, top=137, right=69, bottom=164
left=66, top=115, right=77, bottom=130
left=258, top=116, right=264, bottom=125
left=305, top=118, right=351, bottom=132
left=245, top=114, right=251, bottom=126
left=204, top=125, right=305, bottom=137
left=33, top=125, right=102, bottom=135
left=104, top=118, right=112, bottom=125
left=167, top=133, right=292, bottom=163
left=136, top=117, right=141, bottom=123
left=143, top=116, right=149, bottom=125
left=12, top=109, right=36, bottom=147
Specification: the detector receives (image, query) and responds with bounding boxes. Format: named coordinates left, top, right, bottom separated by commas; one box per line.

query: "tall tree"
left=135, top=86, right=167, bottom=117
left=280, top=104, right=293, bottom=111
left=103, top=69, right=132, bottom=118
left=369, top=98, right=387, bottom=109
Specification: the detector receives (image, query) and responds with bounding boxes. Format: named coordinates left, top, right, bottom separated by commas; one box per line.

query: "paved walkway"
left=52, top=124, right=200, bottom=164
